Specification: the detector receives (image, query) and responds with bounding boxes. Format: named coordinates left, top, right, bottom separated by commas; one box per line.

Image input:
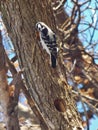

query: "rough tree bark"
left=1, top=1, right=83, bottom=130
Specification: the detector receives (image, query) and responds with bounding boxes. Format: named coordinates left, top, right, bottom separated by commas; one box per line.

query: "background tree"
left=1, top=0, right=98, bottom=130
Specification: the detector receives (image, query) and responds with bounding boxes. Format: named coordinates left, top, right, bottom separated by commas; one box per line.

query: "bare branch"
left=52, top=0, right=67, bottom=11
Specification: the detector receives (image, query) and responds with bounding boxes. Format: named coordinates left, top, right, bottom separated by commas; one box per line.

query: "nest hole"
left=54, top=98, right=66, bottom=112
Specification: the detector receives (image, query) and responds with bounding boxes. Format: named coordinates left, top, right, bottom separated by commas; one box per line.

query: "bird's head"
left=36, top=22, right=44, bottom=31
left=35, top=22, right=48, bottom=35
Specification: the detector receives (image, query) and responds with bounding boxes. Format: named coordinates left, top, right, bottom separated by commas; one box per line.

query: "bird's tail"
left=51, top=53, right=57, bottom=68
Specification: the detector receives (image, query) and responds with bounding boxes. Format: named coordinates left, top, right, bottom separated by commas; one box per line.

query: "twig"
left=72, top=90, right=98, bottom=103
left=52, top=0, right=67, bottom=11
left=69, top=59, right=77, bottom=73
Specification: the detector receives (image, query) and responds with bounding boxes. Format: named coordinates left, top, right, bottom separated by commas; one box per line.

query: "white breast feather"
left=40, top=34, right=50, bottom=55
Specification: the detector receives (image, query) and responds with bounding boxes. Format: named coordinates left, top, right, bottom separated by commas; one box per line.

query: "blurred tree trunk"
left=0, top=31, right=9, bottom=129
left=1, top=1, right=83, bottom=130
left=0, top=31, right=20, bottom=130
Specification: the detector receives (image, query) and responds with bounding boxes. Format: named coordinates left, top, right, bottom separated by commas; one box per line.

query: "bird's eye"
left=37, top=24, right=43, bottom=31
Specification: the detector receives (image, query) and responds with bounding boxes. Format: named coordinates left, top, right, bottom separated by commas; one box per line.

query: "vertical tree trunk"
left=1, top=1, right=83, bottom=130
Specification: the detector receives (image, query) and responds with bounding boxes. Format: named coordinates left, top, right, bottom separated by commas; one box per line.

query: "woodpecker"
left=36, top=22, right=57, bottom=68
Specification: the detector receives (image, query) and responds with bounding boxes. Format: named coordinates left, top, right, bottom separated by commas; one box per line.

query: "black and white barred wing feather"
left=36, top=22, right=57, bottom=68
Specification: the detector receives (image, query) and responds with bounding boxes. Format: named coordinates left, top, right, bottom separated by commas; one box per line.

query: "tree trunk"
left=0, top=31, right=9, bottom=128
left=1, top=1, right=83, bottom=130
left=0, top=31, right=20, bottom=130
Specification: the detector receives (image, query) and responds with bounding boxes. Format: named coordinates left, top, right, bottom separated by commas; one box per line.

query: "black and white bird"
left=36, top=22, right=57, bottom=68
